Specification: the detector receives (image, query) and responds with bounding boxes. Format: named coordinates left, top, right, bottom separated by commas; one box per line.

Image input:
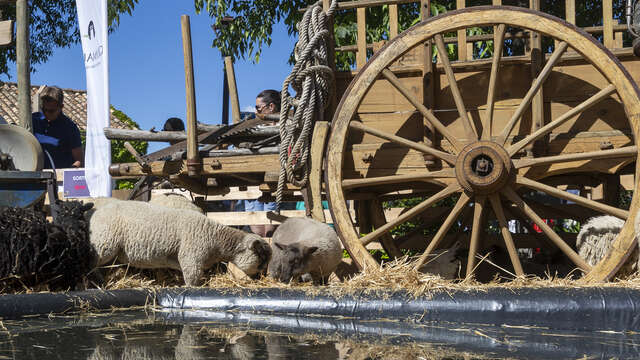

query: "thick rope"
left=276, top=0, right=337, bottom=210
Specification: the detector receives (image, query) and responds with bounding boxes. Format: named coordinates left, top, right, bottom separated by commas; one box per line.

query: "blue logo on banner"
left=63, top=169, right=90, bottom=198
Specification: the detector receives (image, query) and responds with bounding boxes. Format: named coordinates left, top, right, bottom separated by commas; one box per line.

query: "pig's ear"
left=274, top=242, right=287, bottom=251
left=303, top=246, right=318, bottom=258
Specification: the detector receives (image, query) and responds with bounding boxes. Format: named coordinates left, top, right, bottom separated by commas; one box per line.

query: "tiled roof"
left=0, top=82, right=136, bottom=130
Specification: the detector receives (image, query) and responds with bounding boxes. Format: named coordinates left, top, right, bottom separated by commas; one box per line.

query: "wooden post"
left=224, top=56, right=241, bottom=124
left=181, top=15, right=200, bottom=177
left=529, top=0, right=543, bottom=157
left=356, top=7, right=366, bottom=70
left=16, top=0, right=31, bottom=132
left=389, top=4, right=398, bottom=39
left=456, top=0, right=466, bottom=61
left=421, top=0, right=436, bottom=165
left=603, top=0, right=613, bottom=49
left=566, top=0, right=575, bottom=24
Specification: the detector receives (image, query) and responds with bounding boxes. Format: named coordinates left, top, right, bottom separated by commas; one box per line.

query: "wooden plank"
left=456, top=0, right=467, bottom=61
left=0, top=20, right=14, bottom=47
left=224, top=56, right=241, bottom=124
left=614, top=20, right=623, bottom=49
left=309, top=121, right=329, bottom=222
left=389, top=4, right=398, bottom=39
left=356, top=7, right=367, bottom=69
left=323, top=0, right=337, bottom=123
left=603, top=0, right=613, bottom=49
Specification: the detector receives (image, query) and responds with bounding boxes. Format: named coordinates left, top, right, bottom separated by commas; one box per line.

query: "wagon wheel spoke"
left=349, top=121, right=457, bottom=165
left=434, top=34, right=477, bottom=142
left=342, top=169, right=456, bottom=190
left=466, top=195, right=487, bottom=278
left=515, top=175, right=629, bottom=220
left=483, top=24, right=507, bottom=141
left=515, top=146, right=637, bottom=169
left=369, top=199, right=404, bottom=259
left=359, top=184, right=461, bottom=246
left=501, top=186, right=592, bottom=272
left=381, top=68, right=464, bottom=152
left=414, top=192, right=471, bottom=270
left=496, top=41, right=569, bottom=146
left=488, top=194, right=525, bottom=277
left=508, top=84, right=617, bottom=156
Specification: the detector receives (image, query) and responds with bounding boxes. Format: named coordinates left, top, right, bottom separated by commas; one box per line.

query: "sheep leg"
left=178, top=251, right=206, bottom=286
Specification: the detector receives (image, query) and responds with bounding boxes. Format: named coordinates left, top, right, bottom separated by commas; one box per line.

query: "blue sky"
left=2, top=1, right=297, bottom=152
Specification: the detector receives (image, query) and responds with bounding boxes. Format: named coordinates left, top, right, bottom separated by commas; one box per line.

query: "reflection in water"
left=0, top=310, right=637, bottom=359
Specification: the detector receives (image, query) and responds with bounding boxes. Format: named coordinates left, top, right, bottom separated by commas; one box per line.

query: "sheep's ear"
left=303, top=246, right=318, bottom=258
left=82, top=203, right=94, bottom=211
left=274, top=242, right=287, bottom=251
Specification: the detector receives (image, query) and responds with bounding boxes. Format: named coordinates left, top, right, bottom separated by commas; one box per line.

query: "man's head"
left=255, top=89, right=281, bottom=116
left=40, top=86, right=64, bottom=122
left=163, top=117, right=185, bottom=132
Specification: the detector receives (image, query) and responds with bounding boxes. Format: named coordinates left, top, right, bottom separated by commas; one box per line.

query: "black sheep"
left=0, top=200, right=95, bottom=290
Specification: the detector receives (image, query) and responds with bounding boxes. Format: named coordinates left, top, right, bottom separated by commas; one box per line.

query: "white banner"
left=76, top=0, right=111, bottom=197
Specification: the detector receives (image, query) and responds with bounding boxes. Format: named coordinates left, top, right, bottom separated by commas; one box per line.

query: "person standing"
left=244, top=89, right=281, bottom=237
left=32, top=86, right=83, bottom=169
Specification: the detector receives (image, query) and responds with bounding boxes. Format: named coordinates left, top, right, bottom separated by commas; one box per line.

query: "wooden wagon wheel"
left=326, top=6, right=640, bottom=282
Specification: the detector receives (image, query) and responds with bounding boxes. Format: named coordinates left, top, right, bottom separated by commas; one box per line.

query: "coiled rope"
left=276, top=0, right=337, bottom=210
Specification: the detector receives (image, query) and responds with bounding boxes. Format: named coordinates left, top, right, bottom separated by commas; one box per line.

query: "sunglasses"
left=255, top=103, right=269, bottom=113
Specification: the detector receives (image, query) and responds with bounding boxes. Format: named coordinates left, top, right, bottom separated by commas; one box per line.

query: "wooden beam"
left=224, top=56, right=241, bottom=124
left=356, top=7, right=367, bottom=69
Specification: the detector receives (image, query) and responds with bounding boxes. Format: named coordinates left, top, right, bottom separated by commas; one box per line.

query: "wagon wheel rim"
left=325, top=6, right=640, bottom=282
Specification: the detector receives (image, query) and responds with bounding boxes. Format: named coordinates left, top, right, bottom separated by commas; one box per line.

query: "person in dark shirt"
left=32, top=86, right=83, bottom=169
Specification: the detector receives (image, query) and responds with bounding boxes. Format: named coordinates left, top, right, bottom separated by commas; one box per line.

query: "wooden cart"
left=110, top=1, right=640, bottom=283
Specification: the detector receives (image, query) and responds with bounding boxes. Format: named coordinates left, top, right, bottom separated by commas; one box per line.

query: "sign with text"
left=63, top=169, right=91, bottom=198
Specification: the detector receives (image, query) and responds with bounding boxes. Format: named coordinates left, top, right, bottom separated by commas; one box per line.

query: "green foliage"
left=109, top=107, right=147, bottom=190
left=0, top=0, right=139, bottom=76
left=194, top=0, right=628, bottom=68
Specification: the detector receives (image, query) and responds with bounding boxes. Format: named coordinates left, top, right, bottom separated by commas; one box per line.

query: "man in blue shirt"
left=32, top=86, right=83, bottom=169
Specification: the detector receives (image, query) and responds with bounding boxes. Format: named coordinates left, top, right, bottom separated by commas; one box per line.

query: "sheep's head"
left=268, top=242, right=318, bottom=283
left=231, top=234, right=272, bottom=277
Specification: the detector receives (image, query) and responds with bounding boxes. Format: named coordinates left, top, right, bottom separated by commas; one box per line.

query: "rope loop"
left=276, top=0, right=337, bottom=210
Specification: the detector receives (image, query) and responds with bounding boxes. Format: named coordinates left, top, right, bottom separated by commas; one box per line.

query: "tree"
left=0, top=0, right=139, bottom=76
left=195, top=0, right=628, bottom=69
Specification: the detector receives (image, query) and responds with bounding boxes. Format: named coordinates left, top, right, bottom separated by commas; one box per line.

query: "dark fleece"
left=0, top=201, right=95, bottom=290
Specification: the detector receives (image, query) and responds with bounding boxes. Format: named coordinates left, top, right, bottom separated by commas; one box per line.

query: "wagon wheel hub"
left=455, top=141, right=513, bottom=195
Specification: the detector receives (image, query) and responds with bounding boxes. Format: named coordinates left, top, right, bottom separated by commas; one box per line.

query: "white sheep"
left=149, top=192, right=203, bottom=214
left=576, top=215, right=639, bottom=276
left=268, top=217, right=343, bottom=284
left=89, top=200, right=271, bottom=286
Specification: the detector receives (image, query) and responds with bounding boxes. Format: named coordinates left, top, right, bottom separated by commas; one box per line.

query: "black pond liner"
left=1, top=286, right=640, bottom=332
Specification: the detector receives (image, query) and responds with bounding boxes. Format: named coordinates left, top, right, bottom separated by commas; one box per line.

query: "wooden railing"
left=329, top=0, right=628, bottom=71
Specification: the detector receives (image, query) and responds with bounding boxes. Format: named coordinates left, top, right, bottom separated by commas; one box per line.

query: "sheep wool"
left=269, top=217, right=343, bottom=283
left=89, top=200, right=271, bottom=286
left=149, top=193, right=204, bottom=214
left=576, top=215, right=638, bottom=277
